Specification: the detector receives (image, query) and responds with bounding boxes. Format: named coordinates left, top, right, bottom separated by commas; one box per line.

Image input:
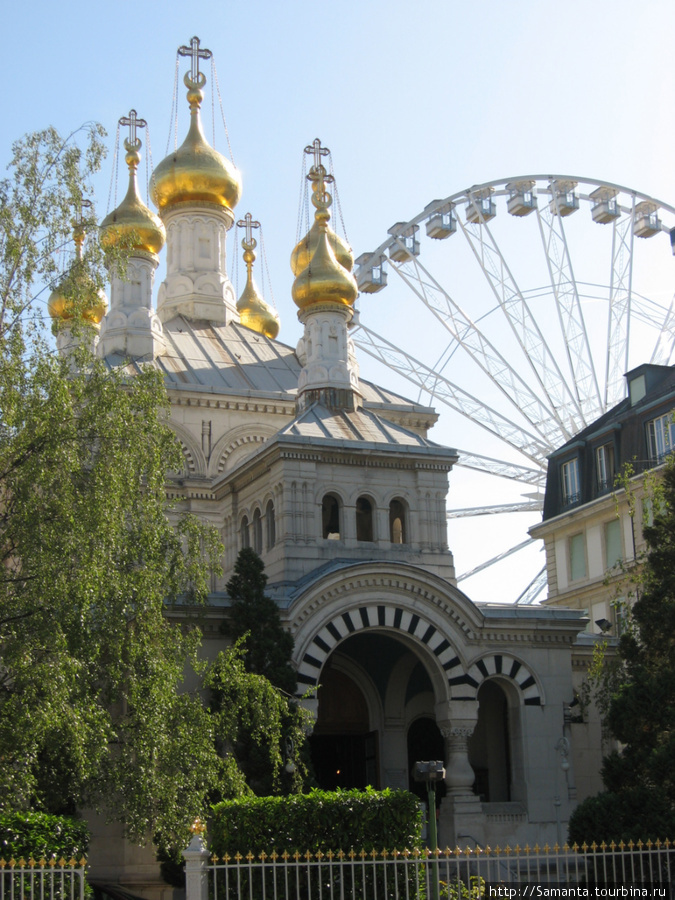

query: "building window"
left=569, top=532, right=587, bottom=581
left=266, top=500, right=275, bottom=550
left=389, top=498, right=407, bottom=544
left=561, top=458, right=581, bottom=507
left=240, top=516, right=250, bottom=550
left=646, top=412, right=675, bottom=463
left=596, top=443, right=615, bottom=494
left=322, top=493, right=341, bottom=540
left=252, top=508, right=263, bottom=554
left=604, top=519, right=622, bottom=571
left=356, top=496, right=374, bottom=542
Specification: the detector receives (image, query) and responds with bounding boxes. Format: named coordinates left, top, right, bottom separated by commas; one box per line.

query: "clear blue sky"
left=5, top=0, right=675, bottom=602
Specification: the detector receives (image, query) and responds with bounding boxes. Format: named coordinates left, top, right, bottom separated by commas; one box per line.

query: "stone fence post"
left=183, top=828, right=209, bottom=900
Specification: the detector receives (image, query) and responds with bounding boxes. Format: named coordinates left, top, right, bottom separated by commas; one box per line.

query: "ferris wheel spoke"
left=458, top=192, right=583, bottom=436
left=536, top=192, right=602, bottom=424
left=383, top=252, right=570, bottom=448
left=456, top=536, right=535, bottom=581
left=515, top=568, right=548, bottom=605
left=605, top=203, right=635, bottom=407
left=447, top=500, right=543, bottom=518
left=352, top=322, right=550, bottom=462
left=453, top=449, right=544, bottom=484
left=648, top=293, right=675, bottom=366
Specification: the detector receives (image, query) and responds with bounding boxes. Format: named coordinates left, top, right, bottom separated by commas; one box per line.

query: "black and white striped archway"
left=295, top=602, right=542, bottom=706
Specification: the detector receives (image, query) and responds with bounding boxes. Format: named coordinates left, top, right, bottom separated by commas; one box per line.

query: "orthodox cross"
left=178, top=36, right=212, bottom=83
left=237, top=212, right=261, bottom=246
left=119, top=110, right=147, bottom=147
left=304, top=138, right=330, bottom=170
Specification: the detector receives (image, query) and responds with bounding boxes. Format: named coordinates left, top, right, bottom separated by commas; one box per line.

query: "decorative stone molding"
left=462, top=654, right=543, bottom=706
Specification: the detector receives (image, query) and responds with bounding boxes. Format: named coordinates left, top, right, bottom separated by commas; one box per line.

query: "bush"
left=211, top=788, right=422, bottom=900
left=211, top=787, right=422, bottom=855
left=568, top=785, right=675, bottom=845
left=0, top=810, right=89, bottom=860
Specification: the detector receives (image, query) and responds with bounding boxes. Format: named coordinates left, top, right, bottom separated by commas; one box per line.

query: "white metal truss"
left=447, top=500, right=543, bottom=518
left=650, top=293, right=675, bottom=365
left=536, top=197, right=602, bottom=425
left=459, top=197, right=584, bottom=437
left=456, top=537, right=534, bottom=581
left=384, top=243, right=573, bottom=450
left=452, top=449, right=543, bottom=485
left=351, top=321, right=549, bottom=464
left=515, top=568, right=548, bottom=605
left=605, top=201, right=636, bottom=407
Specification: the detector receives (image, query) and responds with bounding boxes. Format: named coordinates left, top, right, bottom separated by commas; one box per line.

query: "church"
left=51, top=36, right=603, bottom=879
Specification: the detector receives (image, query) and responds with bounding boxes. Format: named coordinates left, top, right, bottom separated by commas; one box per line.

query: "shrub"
left=211, top=787, right=422, bottom=855
left=0, top=810, right=89, bottom=860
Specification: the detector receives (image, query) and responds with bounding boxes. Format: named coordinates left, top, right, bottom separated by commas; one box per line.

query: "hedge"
left=211, top=787, right=422, bottom=855
left=0, top=811, right=90, bottom=860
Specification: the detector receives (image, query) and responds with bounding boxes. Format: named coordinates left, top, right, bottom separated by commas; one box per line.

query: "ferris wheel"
left=351, top=176, right=675, bottom=604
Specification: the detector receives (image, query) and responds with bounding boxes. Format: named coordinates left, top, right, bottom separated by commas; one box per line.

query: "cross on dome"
left=119, top=110, right=146, bottom=148
left=178, top=36, right=212, bottom=83
left=304, top=138, right=330, bottom=171
left=237, top=212, right=261, bottom=248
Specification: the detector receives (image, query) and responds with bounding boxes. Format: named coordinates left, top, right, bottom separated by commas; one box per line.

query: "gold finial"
left=291, top=140, right=357, bottom=311
left=236, top=213, right=280, bottom=339
left=100, top=112, right=165, bottom=257
left=191, top=817, right=206, bottom=836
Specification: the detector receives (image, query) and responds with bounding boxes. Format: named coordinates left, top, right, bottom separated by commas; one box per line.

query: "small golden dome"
left=100, top=138, right=165, bottom=256
left=236, top=231, right=280, bottom=339
left=151, top=73, right=241, bottom=215
left=48, top=264, right=107, bottom=325
left=291, top=174, right=357, bottom=312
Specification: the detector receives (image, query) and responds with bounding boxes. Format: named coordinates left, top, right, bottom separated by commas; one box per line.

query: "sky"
left=5, top=0, right=675, bottom=604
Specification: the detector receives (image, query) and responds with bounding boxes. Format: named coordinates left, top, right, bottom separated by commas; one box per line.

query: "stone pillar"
left=436, top=702, right=485, bottom=848
left=183, top=830, right=209, bottom=900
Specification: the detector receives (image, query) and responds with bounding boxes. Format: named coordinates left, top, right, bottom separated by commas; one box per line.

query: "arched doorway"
left=309, top=632, right=442, bottom=792
left=310, top=663, right=377, bottom=790
left=468, top=680, right=511, bottom=801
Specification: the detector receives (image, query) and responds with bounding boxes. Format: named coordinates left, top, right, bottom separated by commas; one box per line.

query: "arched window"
left=356, top=496, right=374, bottom=542
left=252, top=508, right=263, bottom=554
left=322, top=493, right=341, bottom=540
left=240, top=515, right=250, bottom=550
left=266, top=500, right=276, bottom=550
left=389, top=498, right=407, bottom=544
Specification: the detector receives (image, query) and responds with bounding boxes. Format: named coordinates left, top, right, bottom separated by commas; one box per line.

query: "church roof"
left=274, top=401, right=451, bottom=451
left=106, top=314, right=433, bottom=412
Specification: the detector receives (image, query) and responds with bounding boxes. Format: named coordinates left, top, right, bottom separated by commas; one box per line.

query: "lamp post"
left=414, top=760, right=445, bottom=900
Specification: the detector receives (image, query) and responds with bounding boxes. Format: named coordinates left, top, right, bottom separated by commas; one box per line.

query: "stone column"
left=436, top=703, right=485, bottom=848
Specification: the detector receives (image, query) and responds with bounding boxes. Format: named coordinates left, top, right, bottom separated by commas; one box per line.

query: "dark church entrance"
left=309, top=664, right=379, bottom=789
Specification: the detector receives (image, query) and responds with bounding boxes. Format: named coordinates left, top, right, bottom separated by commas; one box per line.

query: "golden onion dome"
left=237, top=257, right=280, bottom=340
left=151, top=73, right=241, bottom=215
left=291, top=217, right=354, bottom=277
left=48, top=228, right=107, bottom=325
left=100, top=139, right=165, bottom=256
left=291, top=183, right=357, bottom=312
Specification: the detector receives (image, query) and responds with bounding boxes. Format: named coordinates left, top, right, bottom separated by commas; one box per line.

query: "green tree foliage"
left=216, top=549, right=309, bottom=795
left=222, top=548, right=296, bottom=693
left=0, top=126, right=295, bottom=858
left=569, top=457, right=675, bottom=843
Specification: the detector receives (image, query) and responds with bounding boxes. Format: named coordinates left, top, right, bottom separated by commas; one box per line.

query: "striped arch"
left=460, top=654, right=543, bottom=706
left=296, top=602, right=463, bottom=696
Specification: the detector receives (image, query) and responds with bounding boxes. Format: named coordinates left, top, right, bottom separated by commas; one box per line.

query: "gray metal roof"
left=104, top=315, right=433, bottom=412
